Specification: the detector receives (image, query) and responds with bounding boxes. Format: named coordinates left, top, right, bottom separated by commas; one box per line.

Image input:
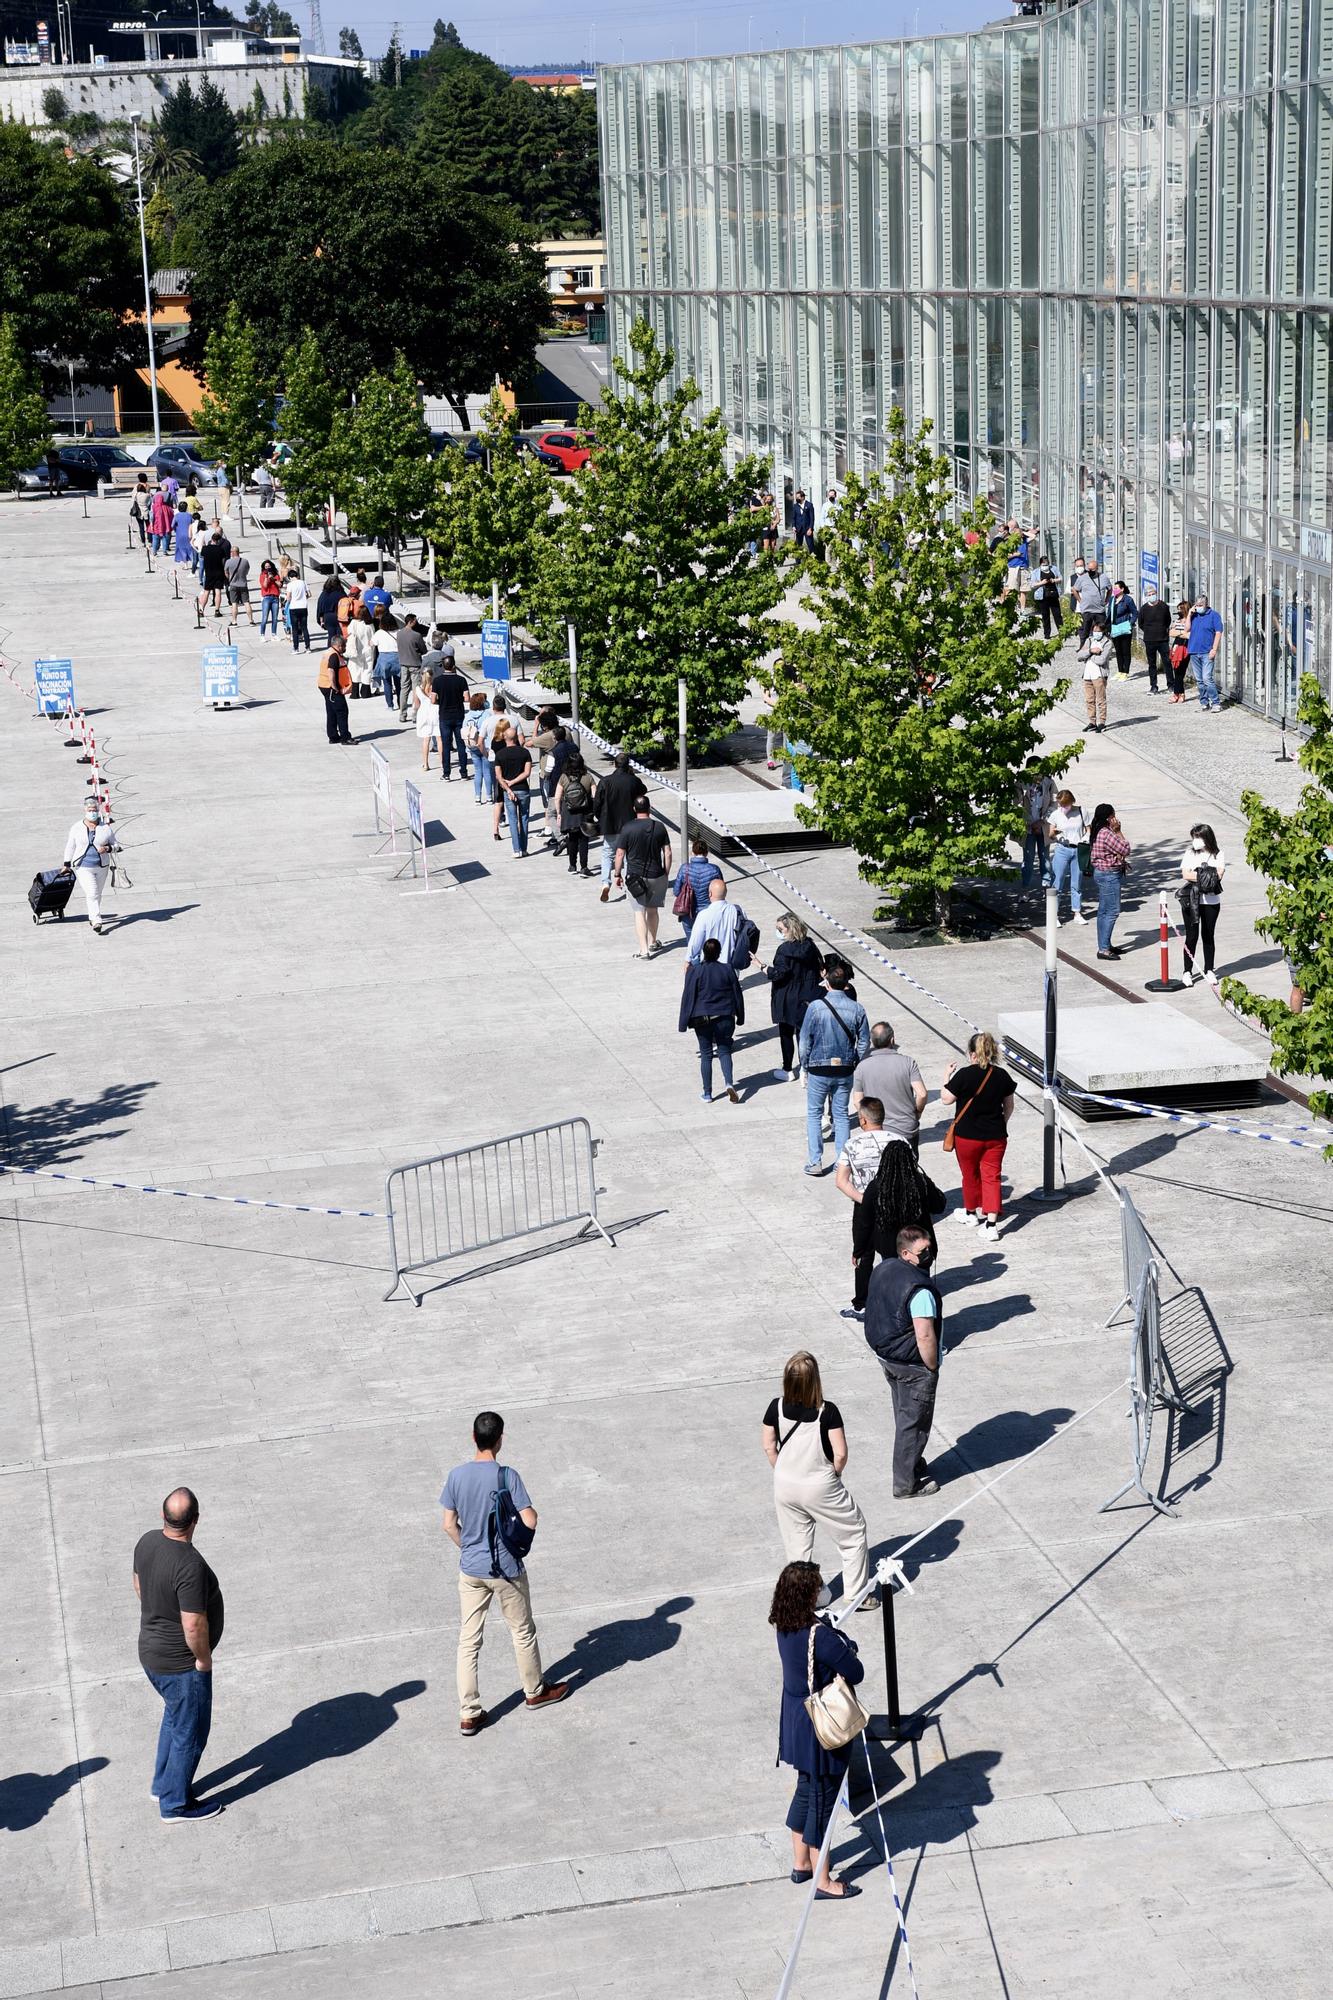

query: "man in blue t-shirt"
left=1186, top=594, right=1225, bottom=712
left=440, top=1410, right=570, bottom=1735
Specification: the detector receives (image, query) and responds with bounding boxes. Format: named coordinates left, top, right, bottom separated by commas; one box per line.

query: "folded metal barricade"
left=1100, top=1189, right=1183, bottom=1517
left=383, top=1116, right=612, bottom=1303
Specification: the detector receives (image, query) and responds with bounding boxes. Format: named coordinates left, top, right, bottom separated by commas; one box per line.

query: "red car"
left=534, top=428, right=594, bottom=473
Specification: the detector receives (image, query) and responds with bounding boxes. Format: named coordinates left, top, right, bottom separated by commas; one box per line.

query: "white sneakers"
left=772, top=1067, right=791, bottom=1081
left=954, top=1209, right=979, bottom=1227
left=981, top=1220, right=1001, bottom=1243
left=1072, top=911, right=1090, bottom=925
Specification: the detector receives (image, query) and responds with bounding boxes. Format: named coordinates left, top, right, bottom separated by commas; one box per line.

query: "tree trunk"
left=934, top=884, right=951, bottom=931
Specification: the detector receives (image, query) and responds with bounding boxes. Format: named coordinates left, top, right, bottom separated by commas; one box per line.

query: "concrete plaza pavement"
left=1, top=497, right=1332, bottom=1999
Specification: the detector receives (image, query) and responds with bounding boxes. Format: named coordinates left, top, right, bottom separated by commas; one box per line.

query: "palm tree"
left=142, top=129, right=202, bottom=191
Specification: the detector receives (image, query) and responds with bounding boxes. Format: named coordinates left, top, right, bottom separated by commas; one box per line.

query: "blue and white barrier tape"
left=536, top=693, right=980, bottom=1039
left=1077, top=1093, right=1328, bottom=1152
left=0, top=1158, right=386, bottom=1218
left=860, top=1733, right=922, bottom=2000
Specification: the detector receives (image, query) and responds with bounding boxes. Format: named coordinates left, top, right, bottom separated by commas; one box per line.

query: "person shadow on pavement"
left=194, top=1682, right=425, bottom=1807
left=0, top=1757, right=109, bottom=1831
left=543, top=1594, right=692, bottom=1691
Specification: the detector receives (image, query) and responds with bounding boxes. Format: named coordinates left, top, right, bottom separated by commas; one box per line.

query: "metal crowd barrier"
left=1100, top=1191, right=1184, bottom=1516
left=383, top=1116, right=612, bottom=1303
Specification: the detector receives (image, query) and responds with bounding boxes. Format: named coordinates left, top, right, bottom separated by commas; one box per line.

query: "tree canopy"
left=159, top=78, right=240, bottom=182
left=408, top=68, right=600, bottom=236
left=276, top=329, right=344, bottom=522
left=767, top=407, right=1072, bottom=925
left=1224, top=671, right=1333, bottom=1144
left=195, top=301, right=278, bottom=483
left=0, top=124, right=140, bottom=394
left=527, top=320, right=785, bottom=757
left=336, top=354, right=434, bottom=552
left=429, top=388, right=554, bottom=608
left=0, top=316, right=51, bottom=489
left=185, top=138, right=547, bottom=421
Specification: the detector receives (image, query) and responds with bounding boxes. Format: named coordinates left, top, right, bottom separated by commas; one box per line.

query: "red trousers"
left=954, top=1135, right=1007, bottom=1216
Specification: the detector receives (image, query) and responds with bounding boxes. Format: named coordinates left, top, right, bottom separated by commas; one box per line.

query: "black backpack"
left=562, top=774, right=591, bottom=816
left=487, top=1467, right=535, bottom=1577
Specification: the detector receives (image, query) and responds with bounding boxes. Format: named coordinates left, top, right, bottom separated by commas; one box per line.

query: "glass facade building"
left=599, top=0, right=1333, bottom=717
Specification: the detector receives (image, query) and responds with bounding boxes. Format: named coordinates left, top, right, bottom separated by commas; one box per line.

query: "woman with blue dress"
left=770, top=1561, right=864, bottom=1898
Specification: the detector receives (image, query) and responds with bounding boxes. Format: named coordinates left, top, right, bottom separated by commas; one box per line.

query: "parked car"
left=15, top=462, right=70, bottom=494
left=142, top=443, right=227, bottom=485
left=460, top=433, right=559, bottom=470
left=58, top=443, right=143, bottom=491
left=533, top=428, right=595, bottom=473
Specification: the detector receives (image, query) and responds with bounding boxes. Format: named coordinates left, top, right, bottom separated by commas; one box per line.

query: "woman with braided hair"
left=869, top=1134, right=945, bottom=1264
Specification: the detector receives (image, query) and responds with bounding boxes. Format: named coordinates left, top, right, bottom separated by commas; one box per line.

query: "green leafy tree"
left=276, top=328, right=346, bottom=520
left=337, top=354, right=434, bottom=556
left=338, top=26, right=364, bottom=57
left=767, top=406, right=1072, bottom=927
left=195, top=301, right=278, bottom=484
left=160, top=78, right=240, bottom=181
left=245, top=0, right=299, bottom=32
left=42, top=87, right=69, bottom=126
left=409, top=68, right=600, bottom=233
left=0, top=125, right=140, bottom=395
left=528, top=319, right=784, bottom=757
left=0, top=315, right=50, bottom=490
left=428, top=388, right=553, bottom=607
left=1223, top=671, right=1333, bottom=1144
left=142, top=129, right=202, bottom=190
left=434, top=19, right=463, bottom=45
left=185, top=139, right=547, bottom=423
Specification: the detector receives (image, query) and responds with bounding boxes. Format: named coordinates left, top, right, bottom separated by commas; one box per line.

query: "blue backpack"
left=487, top=1466, right=535, bottom=1577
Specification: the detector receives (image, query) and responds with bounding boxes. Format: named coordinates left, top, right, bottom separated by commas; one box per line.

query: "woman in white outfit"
left=762, top=1351, right=872, bottom=1610
left=62, top=800, right=118, bottom=935
left=344, top=603, right=376, bottom=699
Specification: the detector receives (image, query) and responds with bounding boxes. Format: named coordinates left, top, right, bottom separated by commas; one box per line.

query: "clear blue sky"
left=334, top=0, right=1007, bottom=68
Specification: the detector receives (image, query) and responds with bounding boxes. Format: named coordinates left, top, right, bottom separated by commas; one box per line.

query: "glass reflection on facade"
left=598, top=0, right=1333, bottom=718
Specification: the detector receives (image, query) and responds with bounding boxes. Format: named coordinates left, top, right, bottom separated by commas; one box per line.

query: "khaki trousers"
left=1082, top=675, right=1108, bottom=726
left=456, top=1570, right=544, bottom=1717
left=774, top=1469, right=870, bottom=1601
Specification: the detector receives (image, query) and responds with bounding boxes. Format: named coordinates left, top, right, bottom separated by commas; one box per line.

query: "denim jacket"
left=798, top=991, right=870, bottom=1072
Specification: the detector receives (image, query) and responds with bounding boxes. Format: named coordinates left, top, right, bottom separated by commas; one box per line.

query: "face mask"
left=1191, top=841, right=1206, bottom=853
left=1195, top=602, right=1206, bottom=613
left=814, top=1584, right=832, bottom=1611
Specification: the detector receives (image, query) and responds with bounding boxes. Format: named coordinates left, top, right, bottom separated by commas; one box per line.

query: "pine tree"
left=1223, top=670, right=1333, bottom=1143
left=0, top=315, right=50, bottom=490
left=195, top=302, right=278, bottom=485
left=337, top=354, right=434, bottom=557
left=527, top=318, right=784, bottom=756
left=276, top=328, right=345, bottom=522
left=428, top=388, right=552, bottom=608
left=767, top=405, right=1073, bottom=928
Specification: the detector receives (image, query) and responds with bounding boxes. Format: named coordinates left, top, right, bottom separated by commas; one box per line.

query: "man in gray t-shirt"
left=440, top=1410, right=570, bottom=1735
left=849, top=1022, right=928, bottom=1148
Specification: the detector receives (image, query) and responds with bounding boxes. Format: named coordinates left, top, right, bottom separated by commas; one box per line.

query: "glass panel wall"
left=599, top=0, right=1333, bottom=716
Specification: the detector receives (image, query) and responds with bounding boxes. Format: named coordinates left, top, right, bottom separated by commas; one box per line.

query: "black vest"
left=864, top=1258, right=942, bottom=1367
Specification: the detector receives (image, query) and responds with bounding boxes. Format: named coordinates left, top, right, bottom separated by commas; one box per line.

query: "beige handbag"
left=803, top=1622, right=869, bottom=1752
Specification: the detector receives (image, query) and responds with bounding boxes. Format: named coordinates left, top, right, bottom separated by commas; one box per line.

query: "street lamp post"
left=128, top=115, right=162, bottom=448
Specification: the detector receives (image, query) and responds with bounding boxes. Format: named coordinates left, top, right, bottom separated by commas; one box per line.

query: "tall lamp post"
left=128, top=114, right=162, bottom=449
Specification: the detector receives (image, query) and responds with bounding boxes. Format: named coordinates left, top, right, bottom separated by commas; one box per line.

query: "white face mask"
left=1191, top=841, right=1206, bottom=853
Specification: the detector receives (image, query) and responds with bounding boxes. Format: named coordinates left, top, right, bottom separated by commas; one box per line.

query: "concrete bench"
left=102, top=468, right=144, bottom=495
left=999, top=1001, right=1269, bottom=1116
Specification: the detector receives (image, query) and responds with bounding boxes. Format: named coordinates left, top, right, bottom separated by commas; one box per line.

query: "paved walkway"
left=0, top=499, right=1330, bottom=1999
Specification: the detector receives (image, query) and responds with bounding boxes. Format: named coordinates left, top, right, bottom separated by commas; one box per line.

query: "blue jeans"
left=805, top=1073, right=852, bottom=1167
left=146, top=1666, right=212, bottom=1817
left=694, top=1018, right=735, bottom=1094
left=1049, top=841, right=1083, bottom=916
left=1192, top=650, right=1219, bottom=709
left=471, top=751, right=493, bottom=801
left=504, top=787, right=531, bottom=854
left=1021, top=825, right=1047, bottom=889
left=438, top=717, right=470, bottom=777
left=601, top=836, right=618, bottom=885
left=1093, top=868, right=1122, bottom=950
left=259, top=595, right=279, bottom=636
left=381, top=666, right=401, bottom=711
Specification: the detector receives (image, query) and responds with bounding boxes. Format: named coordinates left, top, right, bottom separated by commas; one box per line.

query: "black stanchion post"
left=82, top=492, right=88, bottom=520
left=1276, top=712, right=1294, bottom=763
left=882, top=1587, right=901, bottom=1734
left=173, top=569, right=180, bottom=600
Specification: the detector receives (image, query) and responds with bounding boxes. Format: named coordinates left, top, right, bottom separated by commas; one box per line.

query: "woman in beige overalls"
left=761, top=1352, right=872, bottom=1609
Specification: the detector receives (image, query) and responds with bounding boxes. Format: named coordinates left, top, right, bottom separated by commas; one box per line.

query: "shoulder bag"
left=809, top=994, right=857, bottom=1075
left=942, top=1068, right=991, bottom=1154
left=672, top=871, right=696, bottom=921
left=804, top=1622, right=869, bottom=1752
